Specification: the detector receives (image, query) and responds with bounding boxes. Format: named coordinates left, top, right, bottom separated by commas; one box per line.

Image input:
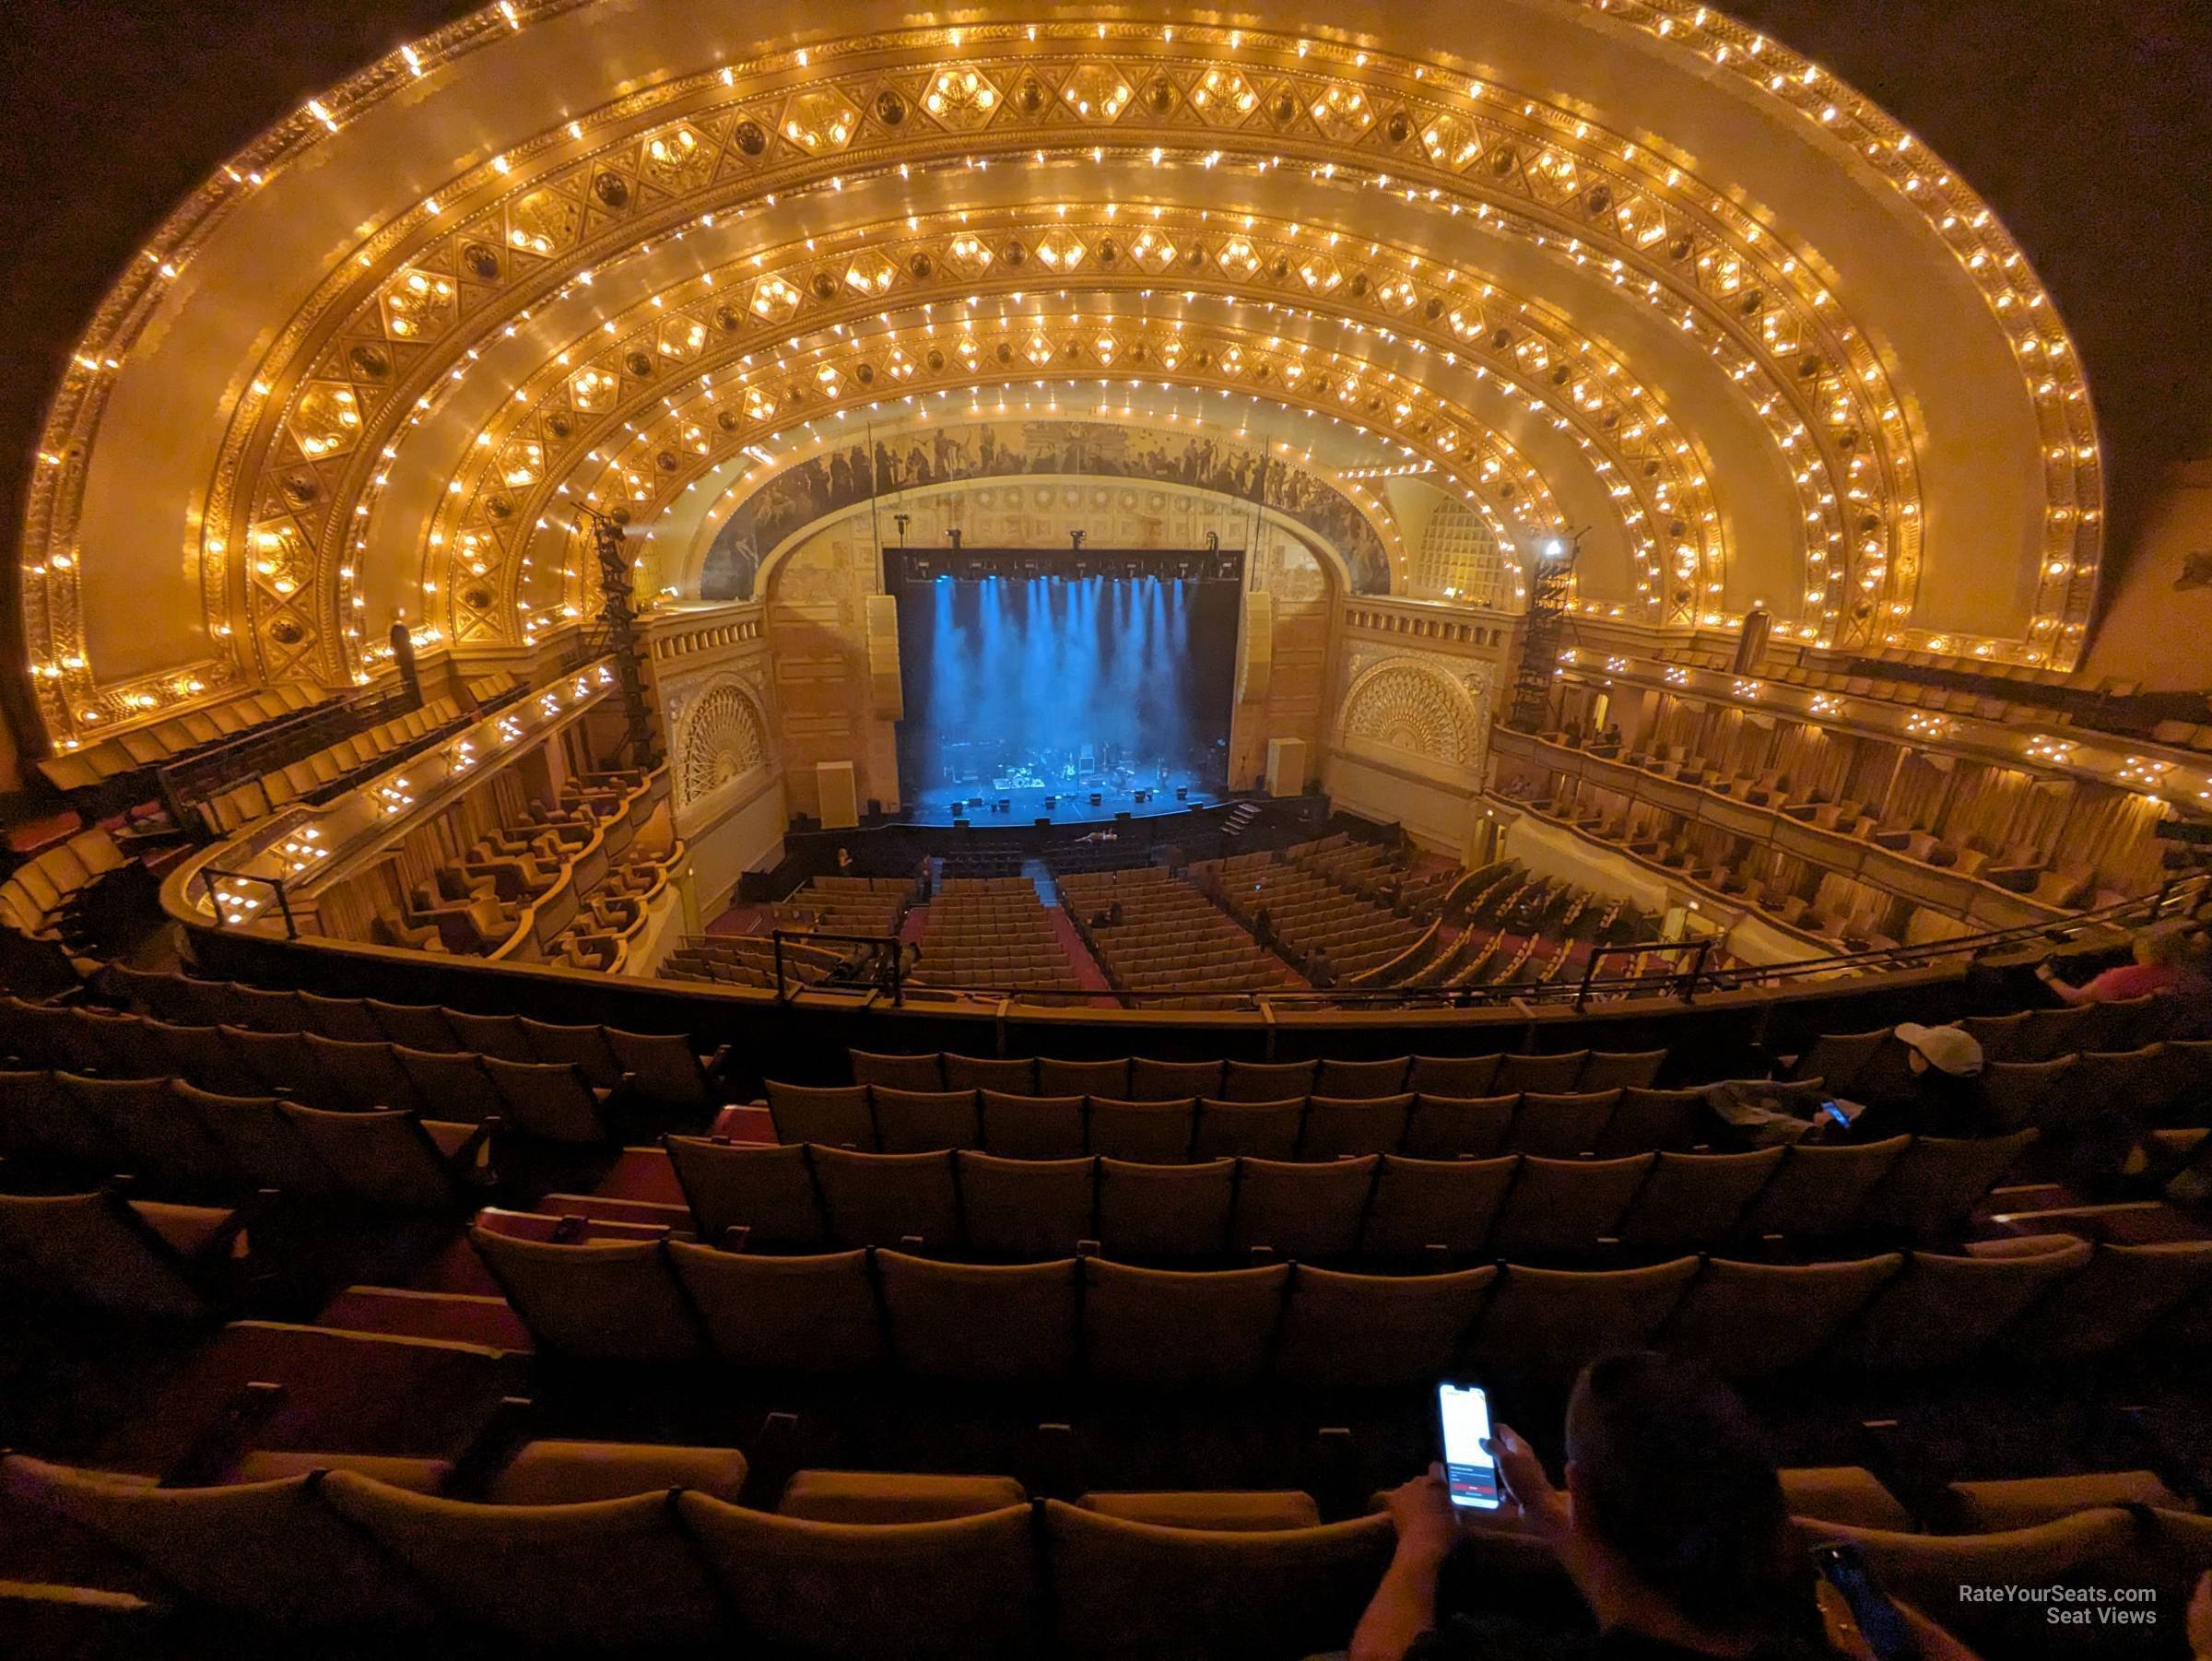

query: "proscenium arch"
left=18, top=2, right=2099, bottom=751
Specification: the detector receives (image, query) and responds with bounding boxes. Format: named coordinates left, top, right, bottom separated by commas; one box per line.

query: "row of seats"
left=843, top=1045, right=1669, bottom=1098
left=4, top=992, right=726, bottom=1107
left=771, top=875, right=907, bottom=937
left=1058, top=866, right=1299, bottom=997
left=472, top=1229, right=2210, bottom=1381
left=35, top=682, right=328, bottom=795
left=1206, top=859, right=1424, bottom=982
left=0, top=827, right=133, bottom=949
left=774, top=1082, right=1718, bottom=1163
left=1801, top=1001, right=2175, bottom=1083
left=662, top=933, right=853, bottom=987
left=3, top=1450, right=1402, bottom=1657
left=194, top=695, right=468, bottom=836
left=912, top=878, right=1083, bottom=992
left=665, top=1136, right=2041, bottom=1262
left=15, top=1442, right=2206, bottom=1660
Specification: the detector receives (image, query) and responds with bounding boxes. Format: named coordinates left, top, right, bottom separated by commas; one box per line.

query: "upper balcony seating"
left=0, top=827, right=146, bottom=968
left=196, top=695, right=471, bottom=838
left=34, top=684, right=330, bottom=800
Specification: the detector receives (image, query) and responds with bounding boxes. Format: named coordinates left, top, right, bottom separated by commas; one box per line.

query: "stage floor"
left=908, top=771, right=1220, bottom=826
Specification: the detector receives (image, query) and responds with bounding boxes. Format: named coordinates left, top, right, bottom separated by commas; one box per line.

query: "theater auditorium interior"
left=0, top=1, right=2207, bottom=1655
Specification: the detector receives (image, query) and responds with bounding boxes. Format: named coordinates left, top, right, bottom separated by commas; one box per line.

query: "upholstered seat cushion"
left=1780, top=1467, right=1916, bottom=1533
left=1948, top=1471, right=2184, bottom=1531
left=777, top=1469, right=1027, bottom=1524
left=1077, top=1490, right=1321, bottom=1532
left=489, top=1440, right=748, bottom=1505
left=228, top=1451, right=453, bottom=1492
left=128, top=1201, right=237, bottom=1258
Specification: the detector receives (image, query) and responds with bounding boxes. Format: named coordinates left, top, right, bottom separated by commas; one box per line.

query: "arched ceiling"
left=15, top=1, right=2107, bottom=749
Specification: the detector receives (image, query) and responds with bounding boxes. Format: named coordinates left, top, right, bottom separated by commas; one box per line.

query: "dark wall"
left=2, top=0, right=2206, bottom=764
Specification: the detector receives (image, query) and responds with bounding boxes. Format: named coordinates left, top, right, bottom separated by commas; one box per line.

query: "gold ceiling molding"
left=223, top=46, right=1903, bottom=679
left=474, top=311, right=1578, bottom=644
left=18, top=6, right=2098, bottom=749
left=417, top=205, right=1730, bottom=635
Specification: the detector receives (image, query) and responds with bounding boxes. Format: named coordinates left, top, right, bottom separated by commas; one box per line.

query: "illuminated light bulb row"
left=34, top=17, right=2086, bottom=720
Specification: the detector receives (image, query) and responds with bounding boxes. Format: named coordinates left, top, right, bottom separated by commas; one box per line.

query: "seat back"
left=1660, top=1255, right=1901, bottom=1377
left=851, top=1050, right=946, bottom=1091
left=298, top=992, right=386, bottom=1043
left=1578, top=1049, right=1667, bottom=1091
left=391, top=1045, right=506, bottom=1124
left=1230, top=1156, right=1378, bottom=1261
left=1494, top=1050, right=1589, bottom=1094
left=877, top=1251, right=1079, bottom=1381
left=978, top=1091, right=1087, bottom=1159
left=0, top=1456, right=434, bottom=1628
left=1082, top=1258, right=1287, bottom=1386
left=1794, top=1029, right=1888, bottom=1096
left=1860, top=1129, right=2038, bottom=1240
left=1594, top=1087, right=1704, bottom=1157
left=665, top=1243, right=884, bottom=1371
left=1468, top=1257, right=1700, bottom=1384
left=681, top=1494, right=1038, bottom=1660
left=1041, top=1499, right=1393, bottom=1661
left=482, top=1057, right=607, bottom=1144
left=468, top=1230, right=701, bottom=1361
left=1192, top=1098, right=1304, bottom=1160
left=1095, top=1158, right=1233, bottom=1261
left=301, top=1035, right=420, bottom=1112
left=1507, top=1089, right=1621, bottom=1159
left=441, top=1009, right=535, bottom=1061
left=1835, top=1238, right=2094, bottom=1370
left=1359, top=1155, right=1516, bottom=1262
left=956, top=1151, right=1095, bottom=1257
left=1086, top=1096, right=1196, bottom=1162
left=277, top=1104, right=457, bottom=1208
left=943, top=1053, right=1039, bottom=1093
left=872, top=1087, right=982, bottom=1153
left=1615, top=1148, right=1785, bottom=1251
left=664, top=1137, right=826, bottom=1249
left=1275, top=1265, right=1497, bottom=1389
left=0, top=1191, right=209, bottom=1317
left=1038, top=1056, right=1131, bottom=1097
left=1312, top=1056, right=1411, bottom=1097
left=319, top=1473, right=720, bottom=1645
left=366, top=1000, right=460, bottom=1051
left=1402, top=1092, right=1516, bottom=1160
left=1218, top=1059, right=1318, bottom=1101
left=1406, top=1054, right=1503, bottom=1096
left=57, top=1073, right=226, bottom=1184
left=604, top=1029, right=712, bottom=1106
left=2013, top=1004, right=2091, bottom=1062
left=1490, top=1154, right=1655, bottom=1258
left=810, top=1147, right=959, bottom=1249
left=171, top=1081, right=335, bottom=1192
left=1744, top=1137, right=1910, bottom=1238
left=768, top=1081, right=877, bottom=1149
left=1127, top=1057, right=1226, bottom=1101
left=2005, top=1240, right=2212, bottom=1362
left=1, top=1067, right=107, bottom=1162
left=520, top=1019, right=626, bottom=1089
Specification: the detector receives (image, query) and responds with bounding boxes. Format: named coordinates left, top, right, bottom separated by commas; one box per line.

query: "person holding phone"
left=1349, top=1353, right=1977, bottom=1661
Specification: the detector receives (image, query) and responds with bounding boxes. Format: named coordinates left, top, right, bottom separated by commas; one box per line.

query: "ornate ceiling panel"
left=17, top=4, right=2099, bottom=750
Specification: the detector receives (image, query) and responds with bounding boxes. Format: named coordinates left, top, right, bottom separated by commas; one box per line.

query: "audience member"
left=1351, top=1353, right=1974, bottom=1661
left=1308, top=944, right=1337, bottom=989
left=1853, top=1021, right=1987, bottom=1138
left=2037, top=924, right=2212, bottom=1037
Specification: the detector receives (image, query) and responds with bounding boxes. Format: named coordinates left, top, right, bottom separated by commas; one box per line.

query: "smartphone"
left=1437, top=1382, right=1500, bottom=1510
left=1812, top=1542, right=1923, bottom=1661
left=1819, top=1099, right=1853, bottom=1129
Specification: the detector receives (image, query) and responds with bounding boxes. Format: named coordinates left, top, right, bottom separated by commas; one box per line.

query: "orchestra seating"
left=910, top=878, right=1082, bottom=993
left=770, top=875, right=910, bottom=937
left=1057, top=866, right=1300, bottom=1003
left=1200, top=847, right=1429, bottom=983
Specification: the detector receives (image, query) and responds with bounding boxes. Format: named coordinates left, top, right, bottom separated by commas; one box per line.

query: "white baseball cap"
left=1893, top=1022, right=1984, bottom=1078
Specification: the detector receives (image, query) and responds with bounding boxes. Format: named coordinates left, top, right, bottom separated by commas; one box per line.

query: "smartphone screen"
left=1812, top=1544, right=1923, bottom=1661
left=1437, top=1382, right=1500, bottom=1510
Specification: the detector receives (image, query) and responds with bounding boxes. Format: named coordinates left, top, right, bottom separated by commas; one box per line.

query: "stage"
left=908, top=769, right=1220, bottom=826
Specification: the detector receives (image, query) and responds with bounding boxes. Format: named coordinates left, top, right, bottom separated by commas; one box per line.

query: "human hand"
left=1485, top=1424, right=1570, bottom=1545
left=1381, top=1465, right=1458, bottom=1561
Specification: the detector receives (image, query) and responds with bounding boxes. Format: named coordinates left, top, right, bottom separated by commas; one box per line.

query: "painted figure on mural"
left=697, top=420, right=1393, bottom=601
